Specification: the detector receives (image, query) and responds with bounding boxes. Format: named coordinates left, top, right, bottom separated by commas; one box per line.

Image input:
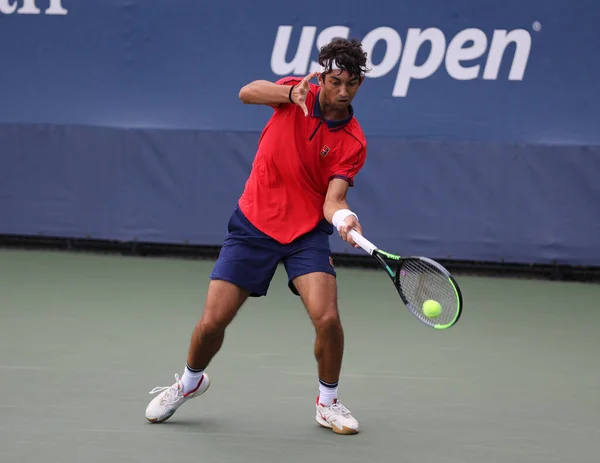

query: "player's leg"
left=180, top=279, right=251, bottom=392
left=145, top=206, right=280, bottom=423
left=186, top=280, right=250, bottom=371
left=284, top=229, right=359, bottom=435
left=145, top=278, right=251, bottom=424
left=291, top=271, right=344, bottom=390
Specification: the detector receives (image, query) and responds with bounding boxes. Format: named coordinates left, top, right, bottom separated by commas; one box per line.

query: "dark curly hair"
left=318, top=38, right=370, bottom=78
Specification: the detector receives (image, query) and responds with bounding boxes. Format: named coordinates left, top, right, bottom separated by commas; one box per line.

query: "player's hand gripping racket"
left=349, top=230, right=463, bottom=330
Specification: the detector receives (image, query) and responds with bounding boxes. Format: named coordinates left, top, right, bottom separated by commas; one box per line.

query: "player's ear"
left=318, top=72, right=325, bottom=86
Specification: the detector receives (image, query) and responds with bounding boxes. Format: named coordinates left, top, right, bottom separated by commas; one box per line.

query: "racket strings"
left=397, top=259, right=458, bottom=326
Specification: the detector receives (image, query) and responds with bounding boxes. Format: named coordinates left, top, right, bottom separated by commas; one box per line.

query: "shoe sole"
left=146, top=410, right=175, bottom=424
left=316, top=414, right=359, bottom=435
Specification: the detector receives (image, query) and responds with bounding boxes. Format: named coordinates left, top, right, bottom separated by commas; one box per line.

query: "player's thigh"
left=211, top=237, right=281, bottom=297
left=291, top=272, right=340, bottom=327
left=211, top=208, right=282, bottom=298
left=284, top=229, right=339, bottom=324
left=283, top=227, right=336, bottom=298
left=199, top=279, right=251, bottom=333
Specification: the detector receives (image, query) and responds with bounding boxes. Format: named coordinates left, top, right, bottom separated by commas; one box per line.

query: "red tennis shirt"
left=238, top=77, right=367, bottom=244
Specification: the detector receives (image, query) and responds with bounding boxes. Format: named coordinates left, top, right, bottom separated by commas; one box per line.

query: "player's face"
left=319, top=70, right=362, bottom=110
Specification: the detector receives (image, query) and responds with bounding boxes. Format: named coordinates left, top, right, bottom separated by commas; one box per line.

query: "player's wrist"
left=332, top=209, right=358, bottom=230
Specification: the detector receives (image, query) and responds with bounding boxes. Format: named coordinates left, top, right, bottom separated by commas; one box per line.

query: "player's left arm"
left=323, top=144, right=367, bottom=248
left=239, top=71, right=319, bottom=115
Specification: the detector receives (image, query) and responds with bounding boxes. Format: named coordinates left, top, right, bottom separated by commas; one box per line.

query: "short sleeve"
left=271, top=77, right=318, bottom=112
left=275, top=77, right=302, bottom=86
left=268, top=77, right=303, bottom=110
left=329, top=145, right=366, bottom=187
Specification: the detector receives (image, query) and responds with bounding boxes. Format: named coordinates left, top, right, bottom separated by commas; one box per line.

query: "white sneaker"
left=315, top=398, right=359, bottom=435
left=145, top=373, right=210, bottom=423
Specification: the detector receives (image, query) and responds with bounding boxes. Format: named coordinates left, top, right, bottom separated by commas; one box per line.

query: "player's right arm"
left=325, top=141, right=367, bottom=247
left=238, top=71, right=319, bottom=116
left=324, top=178, right=362, bottom=248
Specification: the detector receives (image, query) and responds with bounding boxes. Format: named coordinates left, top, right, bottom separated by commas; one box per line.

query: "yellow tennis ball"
left=423, top=299, right=442, bottom=318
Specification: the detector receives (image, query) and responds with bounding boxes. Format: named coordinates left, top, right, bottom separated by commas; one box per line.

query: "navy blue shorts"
left=210, top=206, right=336, bottom=297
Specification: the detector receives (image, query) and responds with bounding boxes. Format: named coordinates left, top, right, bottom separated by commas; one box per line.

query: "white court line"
left=0, top=365, right=134, bottom=374
left=284, top=371, right=465, bottom=381
left=0, top=365, right=58, bottom=371
left=0, top=426, right=336, bottom=443
left=462, top=444, right=550, bottom=455
left=0, top=365, right=465, bottom=381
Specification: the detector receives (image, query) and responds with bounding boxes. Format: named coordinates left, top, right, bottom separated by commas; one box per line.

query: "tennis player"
left=145, top=38, right=370, bottom=435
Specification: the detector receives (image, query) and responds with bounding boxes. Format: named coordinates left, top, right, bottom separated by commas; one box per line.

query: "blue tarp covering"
left=1, top=1, right=599, bottom=265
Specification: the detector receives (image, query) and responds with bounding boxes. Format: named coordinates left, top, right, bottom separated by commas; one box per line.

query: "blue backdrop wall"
left=1, top=0, right=599, bottom=265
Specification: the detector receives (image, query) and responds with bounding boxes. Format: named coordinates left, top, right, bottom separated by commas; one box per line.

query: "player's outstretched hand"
left=338, top=215, right=362, bottom=248
left=291, top=71, right=319, bottom=116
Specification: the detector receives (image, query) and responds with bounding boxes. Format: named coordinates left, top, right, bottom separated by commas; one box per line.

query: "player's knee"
left=197, top=318, right=227, bottom=340
left=313, top=309, right=342, bottom=335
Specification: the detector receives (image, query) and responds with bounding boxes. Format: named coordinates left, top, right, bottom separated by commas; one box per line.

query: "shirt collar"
left=311, top=90, right=354, bottom=130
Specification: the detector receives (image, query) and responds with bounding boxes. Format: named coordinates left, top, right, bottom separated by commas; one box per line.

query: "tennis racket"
left=349, top=230, right=463, bottom=330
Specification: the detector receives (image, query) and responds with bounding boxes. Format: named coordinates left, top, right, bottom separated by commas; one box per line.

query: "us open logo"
left=0, top=0, right=68, bottom=15
left=271, top=23, right=539, bottom=97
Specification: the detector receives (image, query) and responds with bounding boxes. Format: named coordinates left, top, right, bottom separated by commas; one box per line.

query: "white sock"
left=181, top=363, right=204, bottom=394
left=318, top=379, right=338, bottom=406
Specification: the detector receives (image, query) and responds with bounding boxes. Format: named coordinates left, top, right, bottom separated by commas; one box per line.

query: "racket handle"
left=348, top=229, right=378, bottom=255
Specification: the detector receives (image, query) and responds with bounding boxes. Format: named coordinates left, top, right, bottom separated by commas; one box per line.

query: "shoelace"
left=148, top=374, right=184, bottom=405
left=328, top=401, right=351, bottom=416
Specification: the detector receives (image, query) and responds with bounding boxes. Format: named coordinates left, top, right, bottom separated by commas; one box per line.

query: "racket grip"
left=349, top=229, right=378, bottom=255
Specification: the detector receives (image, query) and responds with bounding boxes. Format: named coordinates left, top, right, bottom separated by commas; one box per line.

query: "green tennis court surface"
left=1, top=249, right=598, bottom=463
